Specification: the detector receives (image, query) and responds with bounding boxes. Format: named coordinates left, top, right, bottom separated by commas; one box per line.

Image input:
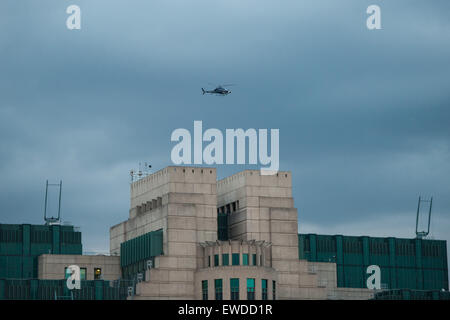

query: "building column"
left=239, top=241, right=243, bottom=266
left=218, top=242, right=222, bottom=266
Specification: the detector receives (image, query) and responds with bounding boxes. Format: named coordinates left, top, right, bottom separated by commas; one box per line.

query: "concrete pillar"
left=239, top=241, right=243, bottom=266
left=256, top=245, right=261, bottom=266
left=203, top=247, right=208, bottom=268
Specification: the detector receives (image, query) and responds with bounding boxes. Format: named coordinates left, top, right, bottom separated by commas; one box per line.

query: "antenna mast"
left=44, top=180, right=63, bottom=225
left=415, top=196, right=433, bottom=239
left=130, top=162, right=152, bottom=183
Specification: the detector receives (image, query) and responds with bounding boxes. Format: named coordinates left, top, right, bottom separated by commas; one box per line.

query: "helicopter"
left=201, top=84, right=234, bottom=96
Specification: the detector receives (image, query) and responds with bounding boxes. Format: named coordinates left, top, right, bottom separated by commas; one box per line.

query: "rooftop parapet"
left=130, top=166, right=217, bottom=208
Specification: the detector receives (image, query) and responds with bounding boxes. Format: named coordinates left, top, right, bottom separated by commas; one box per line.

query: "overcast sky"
left=1, top=0, right=449, bottom=274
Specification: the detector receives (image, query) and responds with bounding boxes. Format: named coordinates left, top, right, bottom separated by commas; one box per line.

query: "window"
left=222, top=254, right=229, bottom=266
left=215, top=279, right=223, bottom=300
left=272, top=281, right=276, bottom=300
left=232, top=253, right=240, bottom=266
left=252, top=254, right=257, bottom=266
left=247, top=278, right=255, bottom=300
left=94, top=268, right=102, bottom=280
left=262, top=279, right=268, bottom=300
left=202, top=280, right=208, bottom=300
left=80, top=268, right=86, bottom=280
left=214, top=254, right=219, bottom=267
left=260, top=255, right=263, bottom=266
left=208, top=256, right=211, bottom=267
left=230, top=278, right=239, bottom=300
left=243, top=254, right=249, bottom=266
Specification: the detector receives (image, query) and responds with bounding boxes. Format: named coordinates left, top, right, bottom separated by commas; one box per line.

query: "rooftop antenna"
left=130, top=162, right=152, bottom=182
left=415, top=196, right=433, bottom=239
left=44, top=180, right=62, bottom=225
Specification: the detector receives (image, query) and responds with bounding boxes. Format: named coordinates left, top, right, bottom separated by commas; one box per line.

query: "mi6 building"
left=109, top=166, right=447, bottom=300
left=1, top=166, right=447, bottom=300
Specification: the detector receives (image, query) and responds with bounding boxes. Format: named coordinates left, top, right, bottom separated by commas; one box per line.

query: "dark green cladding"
left=120, top=229, right=163, bottom=279
left=0, top=279, right=130, bottom=300
left=374, top=289, right=450, bottom=300
left=298, top=234, right=448, bottom=290
left=0, top=224, right=82, bottom=279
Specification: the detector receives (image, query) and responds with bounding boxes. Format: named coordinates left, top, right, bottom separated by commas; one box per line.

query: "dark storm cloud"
left=0, top=0, right=449, bottom=259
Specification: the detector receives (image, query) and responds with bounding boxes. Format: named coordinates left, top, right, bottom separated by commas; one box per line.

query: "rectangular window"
left=272, top=280, right=276, bottom=300
left=232, top=253, right=240, bottom=266
left=222, top=253, right=229, bottom=266
left=208, top=256, right=211, bottom=267
left=252, top=254, right=257, bottom=266
left=214, top=254, right=219, bottom=267
left=80, top=268, right=86, bottom=280
left=230, top=278, right=239, bottom=300
left=247, top=278, right=255, bottom=300
left=94, top=268, right=102, bottom=280
left=202, top=280, right=208, bottom=300
left=262, top=279, right=268, bottom=300
left=215, top=279, right=223, bottom=300
left=243, top=254, right=249, bottom=266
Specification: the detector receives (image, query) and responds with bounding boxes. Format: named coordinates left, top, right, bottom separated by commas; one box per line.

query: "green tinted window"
left=273, top=280, right=276, bottom=300
left=202, top=280, right=208, bottom=300
left=215, top=279, right=223, bottom=300
left=247, top=278, right=255, bottom=300
left=243, top=254, right=249, bottom=266
left=214, top=254, right=219, bottom=267
left=222, top=254, right=229, bottom=266
left=232, top=253, right=240, bottom=266
left=230, top=278, right=239, bottom=300
left=262, top=279, right=268, bottom=300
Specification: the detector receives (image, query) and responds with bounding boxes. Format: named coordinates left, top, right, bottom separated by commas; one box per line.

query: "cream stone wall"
left=194, top=266, right=277, bottom=300
left=217, top=170, right=330, bottom=300
left=198, top=240, right=272, bottom=269
left=115, top=166, right=218, bottom=299
left=38, top=254, right=121, bottom=281
left=109, top=166, right=380, bottom=300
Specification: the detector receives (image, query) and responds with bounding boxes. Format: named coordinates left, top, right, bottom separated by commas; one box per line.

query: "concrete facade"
left=109, top=166, right=377, bottom=300
left=38, top=254, right=121, bottom=281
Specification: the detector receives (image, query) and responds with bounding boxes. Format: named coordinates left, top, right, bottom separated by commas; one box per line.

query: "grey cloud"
left=0, top=1, right=449, bottom=262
